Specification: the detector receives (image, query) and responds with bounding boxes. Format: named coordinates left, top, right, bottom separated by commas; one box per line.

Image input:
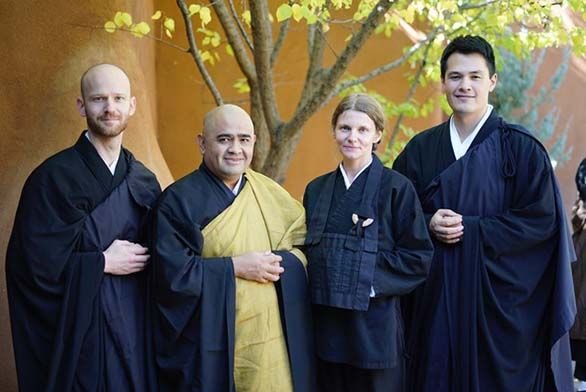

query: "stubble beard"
left=86, top=115, right=129, bottom=138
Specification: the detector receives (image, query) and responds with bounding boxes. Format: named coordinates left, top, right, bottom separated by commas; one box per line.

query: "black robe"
left=6, top=132, right=161, bottom=391
left=303, top=155, right=433, bottom=390
left=151, top=163, right=315, bottom=392
left=393, top=112, right=576, bottom=392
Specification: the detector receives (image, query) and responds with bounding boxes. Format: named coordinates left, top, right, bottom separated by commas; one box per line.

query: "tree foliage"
left=105, top=0, right=586, bottom=182
left=491, top=47, right=572, bottom=167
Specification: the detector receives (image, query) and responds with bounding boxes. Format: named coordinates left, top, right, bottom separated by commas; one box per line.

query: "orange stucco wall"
left=0, top=1, right=584, bottom=390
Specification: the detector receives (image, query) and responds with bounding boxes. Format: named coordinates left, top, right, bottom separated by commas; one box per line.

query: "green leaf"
left=199, top=6, right=212, bottom=25
left=292, top=4, right=304, bottom=22
left=233, top=77, right=250, bottom=94
left=189, top=4, right=201, bottom=17
left=276, top=4, right=293, bottom=22
left=114, top=11, right=132, bottom=27
left=225, top=44, right=234, bottom=56
left=164, top=17, right=175, bottom=32
left=104, top=21, right=117, bottom=33
left=242, top=10, right=251, bottom=26
left=152, top=10, right=162, bottom=20
left=133, top=22, right=150, bottom=37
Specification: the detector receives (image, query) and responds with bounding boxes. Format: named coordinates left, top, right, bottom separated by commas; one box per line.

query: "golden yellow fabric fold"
left=201, top=169, right=306, bottom=392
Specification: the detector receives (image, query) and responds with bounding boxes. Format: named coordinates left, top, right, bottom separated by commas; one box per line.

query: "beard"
left=86, top=114, right=129, bottom=138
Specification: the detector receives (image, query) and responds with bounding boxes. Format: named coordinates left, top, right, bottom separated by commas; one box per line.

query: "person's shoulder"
left=305, top=169, right=337, bottom=195
left=380, top=165, right=418, bottom=194
left=25, top=145, right=80, bottom=187
left=501, top=120, right=549, bottom=157
left=158, top=169, right=203, bottom=203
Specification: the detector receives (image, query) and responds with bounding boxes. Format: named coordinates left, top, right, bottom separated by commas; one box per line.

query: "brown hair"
left=331, top=93, right=385, bottom=149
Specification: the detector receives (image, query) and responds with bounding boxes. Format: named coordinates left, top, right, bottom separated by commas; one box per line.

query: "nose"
left=459, top=76, right=472, bottom=91
left=347, top=129, right=358, bottom=142
left=227, top=140, right=242, bottom=154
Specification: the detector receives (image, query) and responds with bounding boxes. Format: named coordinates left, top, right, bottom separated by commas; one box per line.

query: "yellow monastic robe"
left=201, top=169, right=306, bottom=392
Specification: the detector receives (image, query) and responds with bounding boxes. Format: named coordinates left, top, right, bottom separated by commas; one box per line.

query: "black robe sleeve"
left=373, top=173, right=433, bottom=297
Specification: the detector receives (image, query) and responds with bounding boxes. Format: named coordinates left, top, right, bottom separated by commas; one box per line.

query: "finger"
left=434, top=225, right=464, bottom=235
left=437, top=230, right=464, bottom=240
left=441, top=216, right=463, bottom=226
left=264, top=273, right=280, bottom=282
left=130, top=244, right=149, bottom=254
left=266, top=264, right=284, bottom=274
left=440, top=237, right=462, bottom=244
left=131, top=254, right=150, bottom=263
left=267, top=255, right=283, bottom=264
left=438, top=209, right=459, bottom=217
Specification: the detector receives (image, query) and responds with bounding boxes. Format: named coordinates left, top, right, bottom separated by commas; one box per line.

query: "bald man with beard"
left=6, top=64, right=161, bottom=391
left=151, top=104, right=315, bottom=391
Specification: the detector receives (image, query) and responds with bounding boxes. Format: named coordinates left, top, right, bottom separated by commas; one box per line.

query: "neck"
left=87, top=130, right=122, bottom=166
left=452, top=107, right=488, bottom=141
left=342, top=156, right=371, bottom=183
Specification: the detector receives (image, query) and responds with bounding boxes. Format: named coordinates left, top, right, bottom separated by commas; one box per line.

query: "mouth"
left=224, top=157, right=244, bottom=165
left=455, top=95, right=475, bottom=99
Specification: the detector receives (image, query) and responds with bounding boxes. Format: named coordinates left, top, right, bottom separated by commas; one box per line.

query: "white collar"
left=449, top=104, right=493, bottom=160
left=339, top=156, right=373, bottom=190
left=231, top=174, right=244, bottom=195
left=85, top=131, right=120, bottom=175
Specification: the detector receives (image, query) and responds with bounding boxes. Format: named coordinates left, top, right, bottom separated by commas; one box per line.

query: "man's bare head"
left=77, top=64, right=136, bottom=138
left=198, top=104, right=256, bottom=189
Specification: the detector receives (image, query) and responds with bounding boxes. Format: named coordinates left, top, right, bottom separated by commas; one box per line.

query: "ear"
left=197, top=134, right=206, bottom=154
left=129, top=96, right=137, bottom=116
left=375, top=130, right=383, bottom=145
left=489, top=73, right=498, bottom=92
left=76, top=97, right=86, bottom=117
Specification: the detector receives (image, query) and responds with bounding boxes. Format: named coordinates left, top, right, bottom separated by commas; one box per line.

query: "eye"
left=218, top=137, right=231, bottom=143
left=338, top=125, right=351, bottom=132
left=358, top=127, right=370, bottom=133
left=449, top=75, right=461, bottom=81
left=239, top=137, right=251, bottom=144
left=114, top=96, right=126, bottom=102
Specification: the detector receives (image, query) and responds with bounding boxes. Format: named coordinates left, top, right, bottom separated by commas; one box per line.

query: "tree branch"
left=271, top=19, right=291, bottom=66
left=331, top=40, right=425, bottom=96
left=284, top=0, right=396, bottom=137
left=298, top=22, right=327, bottom=108
left=386, top=38, right=435, bottom=151
left=249, top=0, right=282, bottom=133
left=177, top=0, right=223, bottom=105
left=227, top=0, right=254, bottom=52
left=211, top=0, right=256, bottom=81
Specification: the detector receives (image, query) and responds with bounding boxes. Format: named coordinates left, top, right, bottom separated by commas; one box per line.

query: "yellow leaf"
left=242, top=10, right=251, bottom=26
left=189, top=4, right=201, bottom=16
left=199, top=6, right=212, bottom=25
left=152, top=10, right=162, bottom=20
left=225, top=44, right=234, bottom=56
left=165, top=29, right=173, bottom=38
left=276, top=4, right=292, bottom=22
left=114, top=11, right=132, bottom=27
left=164, top=17, right=175, bottom=32
left=233, top=78, right=250, bottom=93
left=104, top=21, right=117, bottom=33
left=322, top=23, right=330, bottom=33
left=134, top=22, right=150, bottom=37
left=211, top=35, right=221, bottom=47
left=292, top=4, right=303, bottom=22
left=201, top=51, right=212, bottom=63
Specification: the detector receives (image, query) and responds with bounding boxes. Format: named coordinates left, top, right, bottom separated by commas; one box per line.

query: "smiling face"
left=442, top=52, right=497, bottom=124
left=198, top=105, right=256, bottom=189
left=77, top=64, right=136, bottom=138
left=334, top=109, right=382, bottom=169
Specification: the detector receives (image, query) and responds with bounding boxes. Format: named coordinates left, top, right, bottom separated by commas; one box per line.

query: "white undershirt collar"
left=231, top=175, right=244, bottom=195
left=338, top=156, right=373, bottom=190
left=449, top=104, right=493, bottom=160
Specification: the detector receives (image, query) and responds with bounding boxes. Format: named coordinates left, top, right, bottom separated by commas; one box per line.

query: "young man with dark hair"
left=394, top=35, right=576, bottom=392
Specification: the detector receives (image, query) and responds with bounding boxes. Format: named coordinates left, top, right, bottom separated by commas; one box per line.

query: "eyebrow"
left=215, top=133, right=253, bottom=138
